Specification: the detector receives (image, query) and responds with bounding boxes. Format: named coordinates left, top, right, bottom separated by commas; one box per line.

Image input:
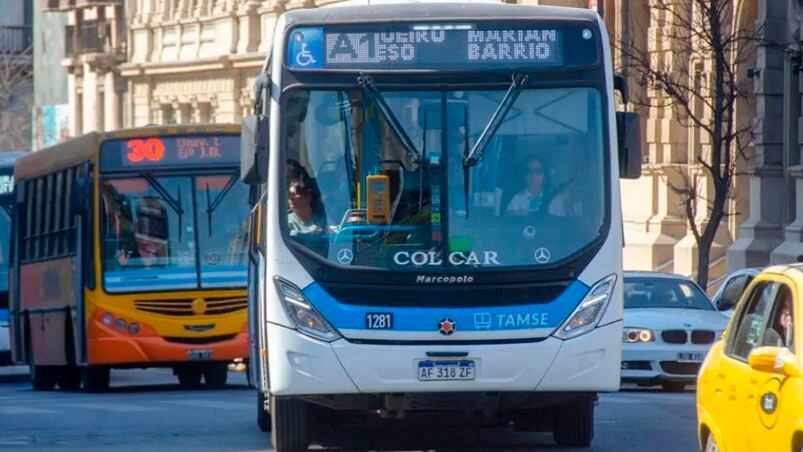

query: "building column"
left=67, top=68, right=82, bottom=137
left=82, top=62, right=101, bottom=133
left=728, top=8, right=787, bottom=270
left=771, top=45, right=803, bottom=263
left=103, top=71, right=122, bottom=131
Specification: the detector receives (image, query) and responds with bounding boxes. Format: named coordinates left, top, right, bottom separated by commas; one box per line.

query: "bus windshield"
left=101, top=174, right=249, bottom=292
left=283, top=87, right=606, bottom=270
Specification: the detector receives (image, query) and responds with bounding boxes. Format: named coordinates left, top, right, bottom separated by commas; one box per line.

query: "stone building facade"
left=42, top=0, right=127, bottom=136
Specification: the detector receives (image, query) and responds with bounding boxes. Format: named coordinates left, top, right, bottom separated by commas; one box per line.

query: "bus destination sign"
left=286, top=22, right=596, bottom=70
left=101, top=135, right=240, bottom=170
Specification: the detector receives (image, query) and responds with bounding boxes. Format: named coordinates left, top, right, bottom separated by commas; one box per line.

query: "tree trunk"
left=696, top=236, right=713, bottom=291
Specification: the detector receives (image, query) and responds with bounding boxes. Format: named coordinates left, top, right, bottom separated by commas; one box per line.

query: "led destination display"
left=287, top=22, right=598, bottom=70
left=100, top=135, right=240, bottom=170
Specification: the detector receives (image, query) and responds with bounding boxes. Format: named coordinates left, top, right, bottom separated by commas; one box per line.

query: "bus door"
left=70, top=165, right=92, bottom=365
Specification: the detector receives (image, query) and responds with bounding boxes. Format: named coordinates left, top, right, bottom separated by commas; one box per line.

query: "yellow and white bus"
left=9, top=125, right=249, bottom=391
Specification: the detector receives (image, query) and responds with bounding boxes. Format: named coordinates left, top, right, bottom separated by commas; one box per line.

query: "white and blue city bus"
left=0, top=152, right=24, bottom=365
left=241, top=2, right=642, bottom=449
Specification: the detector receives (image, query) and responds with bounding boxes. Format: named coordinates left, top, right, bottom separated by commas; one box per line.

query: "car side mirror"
left=716, top=298, right=734, bottom=311
left=241, top=114, right=269, bottom=185
left=616, top=111, right=642, bottom=179
left=71, top=177, right=91, bottom=216
left=749, top=346, right=801, bottom=377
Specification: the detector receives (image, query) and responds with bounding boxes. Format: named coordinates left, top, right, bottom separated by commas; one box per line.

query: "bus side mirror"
left=617, top=111, right=642, bottom=179
left=241, top=114, right=269, bottom=185
left=71, top=177, right=91, bottom=216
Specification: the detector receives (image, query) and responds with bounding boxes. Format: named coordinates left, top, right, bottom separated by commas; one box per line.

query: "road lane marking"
left=0, top=406, right=58, bottom=415
left=161, top=400, right=251, bottom=410
left=55, top=402, right=165, bottom=413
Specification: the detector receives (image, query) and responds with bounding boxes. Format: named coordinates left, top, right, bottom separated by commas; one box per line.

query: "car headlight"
left=622, top=328, right=655, bottom=343
left=554, top=274, right=616, bottom=340
left=274, top=277, right=341, bottom=342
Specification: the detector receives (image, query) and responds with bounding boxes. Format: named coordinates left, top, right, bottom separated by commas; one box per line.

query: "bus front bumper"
left=87, top=312, right=248, bottom=365
left=267, top=320, right=621, bottom=396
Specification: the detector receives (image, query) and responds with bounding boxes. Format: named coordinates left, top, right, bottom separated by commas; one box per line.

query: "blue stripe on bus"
left=302, top=280, right=590, bottom=333
left=0, top=310, right=8, bottom=322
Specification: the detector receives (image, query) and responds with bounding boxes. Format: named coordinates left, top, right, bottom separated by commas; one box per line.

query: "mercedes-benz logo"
left=336, top=248, right=354, bottom=264
left=534, top=247, right=551, bottom=264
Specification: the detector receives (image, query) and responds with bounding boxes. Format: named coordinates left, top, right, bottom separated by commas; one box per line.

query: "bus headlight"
left=622, top=328, right=654, bottom=343
left=274, top=278, right=341, bottom=342
left=554, top=274, right=616, bottom=340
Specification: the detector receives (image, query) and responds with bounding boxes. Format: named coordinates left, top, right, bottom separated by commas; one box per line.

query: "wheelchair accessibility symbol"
left=296, top=42, right=317, bottom=67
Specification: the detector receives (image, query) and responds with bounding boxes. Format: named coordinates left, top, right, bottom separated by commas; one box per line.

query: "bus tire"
left=270, top=396, right=309, bottom=451
left=57, top=367, right=82, bottom=391
left=203, top=363, right=229, bottom=388
left=82, top=366, right=110, bottom=392
left=552, top=395, right=595, bottom=448
left=257, top=391, right=271, bottom=432
left=175, top=366, right=202, bottom=387
left=30, top=364, right=56, bottom=391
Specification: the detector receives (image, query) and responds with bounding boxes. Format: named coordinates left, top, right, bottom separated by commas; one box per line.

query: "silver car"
left=620, top=272, right=729, bottom=392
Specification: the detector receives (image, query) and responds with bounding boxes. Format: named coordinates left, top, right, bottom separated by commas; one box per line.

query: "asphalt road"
left=0, top=368, right=698, bottom=451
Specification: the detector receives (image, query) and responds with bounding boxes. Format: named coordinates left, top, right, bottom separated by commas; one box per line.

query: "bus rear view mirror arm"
left=616, top=111, right=642, bottom=179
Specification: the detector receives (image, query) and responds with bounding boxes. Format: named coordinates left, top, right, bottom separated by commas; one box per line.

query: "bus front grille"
left=163, top=334, right=237, bottom=344
left=134, top=296, right=247, bottom=316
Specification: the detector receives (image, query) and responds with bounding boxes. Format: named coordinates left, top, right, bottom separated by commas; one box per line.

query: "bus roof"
left=15, top=124, right=240, bottom=181
left=282, top=2, right=599, bottom=27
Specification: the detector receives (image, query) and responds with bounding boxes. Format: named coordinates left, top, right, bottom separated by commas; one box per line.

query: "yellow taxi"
left=697, top=265, right=803, bottom=452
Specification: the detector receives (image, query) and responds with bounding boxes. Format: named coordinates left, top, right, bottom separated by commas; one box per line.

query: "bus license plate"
left=677, top=352, right=705, bottom=362
left=418, top=360, right=476, bottom=381
left=188, top=349, right=214, bottom=361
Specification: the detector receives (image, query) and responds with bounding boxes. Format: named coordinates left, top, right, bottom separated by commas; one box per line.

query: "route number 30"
left=127, top=138, right=165, bottom=163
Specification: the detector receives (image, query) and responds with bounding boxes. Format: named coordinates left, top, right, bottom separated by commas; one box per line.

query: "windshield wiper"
left=463, top=73, right=529, bottom=169
left=140, top=172, right=184, bottom=240
left=205, top=174, right=238, bottom=237
left=358, top=74, right=423, bottom=168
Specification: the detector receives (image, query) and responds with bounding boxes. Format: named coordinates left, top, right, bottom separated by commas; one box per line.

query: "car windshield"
left=101, top=174, right=248, bottom=292
left=624, top=277, right=714, bottom=310
left=283, top=87, right=607, bottom=270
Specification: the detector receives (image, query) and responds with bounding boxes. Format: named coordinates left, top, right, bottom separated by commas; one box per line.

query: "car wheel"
left=175, top=366, right=203, bottom=388
left=57, top=367, right=82, bottom=391
left=202, top=363, right=229, bottom=388
left=662, top=382, right=687, bottom=393
left=270, top=396, right=309, bottom=451
left=30, top=364, right=56, bottom=391
left=82, top=366, right=111, bottom=392
left=704, top=433, right=719, bottom=452
left=553, top=395, right=595, bottom=447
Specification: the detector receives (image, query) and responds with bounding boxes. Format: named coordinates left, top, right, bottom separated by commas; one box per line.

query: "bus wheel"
left=30, top=364, right=56, bottom=391
left=82, top=366, right=110, bottom=392
left=203, top=363, right=229, bottom=388
left=175, top=366, right=202, bottom=387
left=257, top=391, right=271, bottom=432
left=270, top=397, right=309, bottom=451
left=57, top=367, right=82, bottom=391
left=552, top=395, right=595, bottom=448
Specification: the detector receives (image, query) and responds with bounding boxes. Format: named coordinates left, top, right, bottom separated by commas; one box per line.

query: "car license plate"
left=417, top=360, right=476, bottom=381
left=187, top=349, right=214, bottom=361
left=677, top=351, right=705, bottom=362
